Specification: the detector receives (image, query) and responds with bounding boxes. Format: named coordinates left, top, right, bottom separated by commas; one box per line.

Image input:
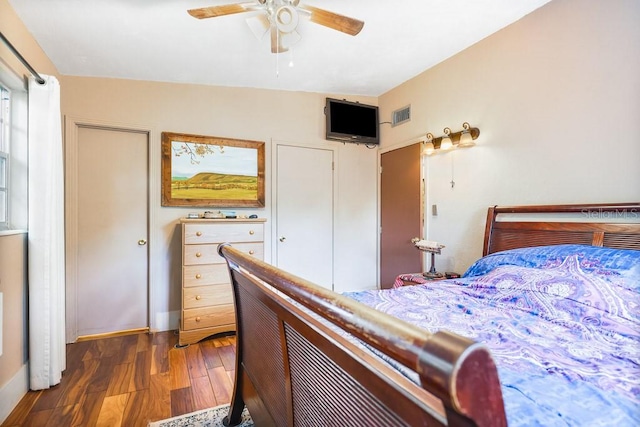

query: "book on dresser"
left=179, top=217, right=266, bottom=346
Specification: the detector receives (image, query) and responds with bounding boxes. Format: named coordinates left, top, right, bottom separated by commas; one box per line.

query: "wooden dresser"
left=179, top=218, right=266, bottom=346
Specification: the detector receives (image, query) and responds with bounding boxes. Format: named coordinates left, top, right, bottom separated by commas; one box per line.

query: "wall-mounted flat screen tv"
left=325, top=98, right=379, bottom=145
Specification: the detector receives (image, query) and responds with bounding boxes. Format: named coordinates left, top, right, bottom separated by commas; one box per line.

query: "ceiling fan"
left=188, top=0, right=364, bottom=54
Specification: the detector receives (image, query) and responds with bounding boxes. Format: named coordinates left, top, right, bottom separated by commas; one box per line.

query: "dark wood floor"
left=2, top=331, right=236, bottom=427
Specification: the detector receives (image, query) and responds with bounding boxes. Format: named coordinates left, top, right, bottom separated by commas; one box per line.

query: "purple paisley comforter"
left=345, top=244, right=640, bottom=426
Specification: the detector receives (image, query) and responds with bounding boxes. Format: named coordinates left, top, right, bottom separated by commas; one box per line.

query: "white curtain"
left=27, top=75, right=66, bottom=390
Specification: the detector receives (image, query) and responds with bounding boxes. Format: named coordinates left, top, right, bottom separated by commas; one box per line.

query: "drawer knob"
left=195, top=317, right=201, bottom=322
left=249, top=230, right=255, bottom=235
left=196, top=252, right=202, bottom=257
left=196, top=231, right=202, bottom=236
left=249, top=250, right=255, bottom=255
left=195, top=274, right=201, bottom=279
left=195, top=295, right=201, bottom=300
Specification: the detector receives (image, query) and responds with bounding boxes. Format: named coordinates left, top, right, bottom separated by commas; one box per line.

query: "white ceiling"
left=8, top=0, right=552, bottom=97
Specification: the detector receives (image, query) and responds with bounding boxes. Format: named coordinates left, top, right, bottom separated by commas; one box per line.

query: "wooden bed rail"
left=489, top=202, right=640, bottom=214
left=483, top=203, right=640, bottom=256
left=219, top=243, right=507, bottom=427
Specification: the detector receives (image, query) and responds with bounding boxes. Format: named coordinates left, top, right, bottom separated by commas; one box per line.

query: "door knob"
left=279, top=236, right=286, bottom=242
left=138, top=239, right=147, bottom=245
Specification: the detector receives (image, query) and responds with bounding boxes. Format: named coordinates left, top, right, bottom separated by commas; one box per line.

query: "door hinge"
left=379, top=166, right=383, bottom=174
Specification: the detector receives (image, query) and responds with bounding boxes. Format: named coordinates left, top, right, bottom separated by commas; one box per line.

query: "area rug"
left=148, top=404, right=253, bottom=427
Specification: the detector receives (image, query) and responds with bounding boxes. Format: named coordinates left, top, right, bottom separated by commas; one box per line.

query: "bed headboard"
left=483, top=203, right=640, bottom=256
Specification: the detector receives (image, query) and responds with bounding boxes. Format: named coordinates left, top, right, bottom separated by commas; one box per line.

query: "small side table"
left=393, top=272, right=460, bottom=288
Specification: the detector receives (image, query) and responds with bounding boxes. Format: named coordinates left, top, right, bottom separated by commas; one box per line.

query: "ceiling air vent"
left=392, top=105, right=411, bottom=127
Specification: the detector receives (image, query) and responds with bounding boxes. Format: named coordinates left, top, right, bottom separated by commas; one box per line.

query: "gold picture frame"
left=161, top=132, right=265, bottom=208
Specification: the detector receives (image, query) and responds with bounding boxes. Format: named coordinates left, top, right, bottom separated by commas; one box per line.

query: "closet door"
left=74, top=126, right=149, bottom=338
left=275, top=144, right=334, bottom=289
left=380, top=143, right=423, bottom=288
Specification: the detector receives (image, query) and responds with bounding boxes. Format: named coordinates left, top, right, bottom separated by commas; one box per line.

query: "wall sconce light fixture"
left=424, top=133, right=436, bottom=155
left=458, top=122, right=476, bottom=147
left=440, top=128, right=453, bottom=150
left=423, top=122, right=480, bottom=155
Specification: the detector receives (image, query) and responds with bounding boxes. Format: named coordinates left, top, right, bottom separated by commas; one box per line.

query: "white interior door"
left=275, top=144, right=334, bottom=289
left=75, top=126, right=149, bottom=337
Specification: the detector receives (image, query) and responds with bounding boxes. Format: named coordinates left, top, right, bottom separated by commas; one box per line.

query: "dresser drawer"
left=183, top=283, right=233, bottom=309
left=183, top=244, right=220, bottom=265
left=184, top=242, right=264, bottom=266
left=184, top=223, right=264, bottom=244
left=182, top=304, right=235, bottom=330
left=183, top=264, right=230, bottom=287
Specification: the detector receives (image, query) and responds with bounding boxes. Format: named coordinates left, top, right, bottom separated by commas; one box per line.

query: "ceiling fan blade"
left=298, top=4, right=364, bottom=36
left=188, top=2, right=257, bottom=19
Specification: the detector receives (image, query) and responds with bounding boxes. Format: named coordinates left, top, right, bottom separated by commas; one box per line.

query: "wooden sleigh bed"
left=217, top=203, right=640, bottom=426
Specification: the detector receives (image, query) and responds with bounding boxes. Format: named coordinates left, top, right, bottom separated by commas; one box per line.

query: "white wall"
left=60, top=78, right=379, bottom=330
left=0, top=232, right=28, bottom=424
left=379, top=0, right=640, bottom=273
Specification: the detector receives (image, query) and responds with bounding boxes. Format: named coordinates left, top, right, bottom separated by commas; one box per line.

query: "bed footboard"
left=218, top=244, right=506, bottom=427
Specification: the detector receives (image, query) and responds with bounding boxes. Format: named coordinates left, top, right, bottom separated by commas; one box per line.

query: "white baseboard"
left=153, top=310, right=180, bottom=333
left=0, top=363, right=29, bottom=424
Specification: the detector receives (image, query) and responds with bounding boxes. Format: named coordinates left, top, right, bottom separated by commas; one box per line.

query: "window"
left=0, top=83, right=9, bottom=230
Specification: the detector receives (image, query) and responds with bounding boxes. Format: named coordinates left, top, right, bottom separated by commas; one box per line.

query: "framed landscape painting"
left=161, top=132, right=265, bottom=207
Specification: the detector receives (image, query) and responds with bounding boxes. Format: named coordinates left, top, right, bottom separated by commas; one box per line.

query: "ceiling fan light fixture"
left=280, top=29, right=301, bottom=49
left=246, top=14, right=270, bottom=40
left=275, top=5, right=299, bottom=33
left=270, top=26, right=299, bottom=53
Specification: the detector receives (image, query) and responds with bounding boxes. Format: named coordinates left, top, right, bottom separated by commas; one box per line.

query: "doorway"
left=380, top=143, right=423, bottom=288
left=66, top=123, right=150, bottom=340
